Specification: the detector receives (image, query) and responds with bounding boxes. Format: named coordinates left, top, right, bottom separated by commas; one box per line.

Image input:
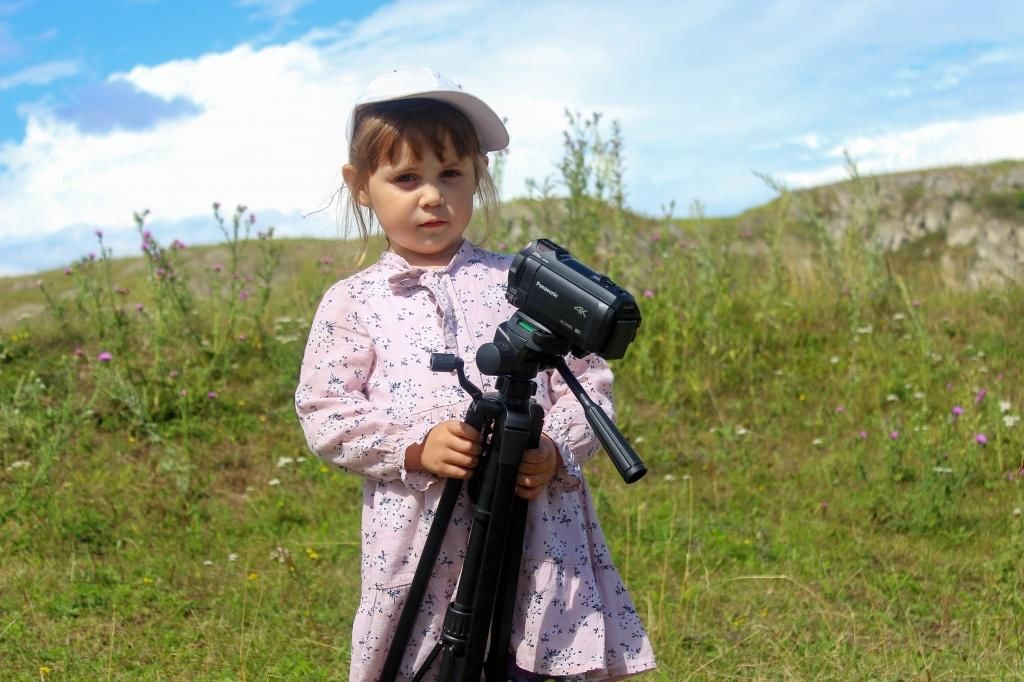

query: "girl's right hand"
left=407, top=420, right=483, bottom=479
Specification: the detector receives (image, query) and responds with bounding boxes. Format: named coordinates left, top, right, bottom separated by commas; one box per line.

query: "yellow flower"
left=306, top=548, right=320, bottom=560
left=39, top=666, right=51, bottom=675
left=142, top=577, right=154, bottom=584
left=319, top=466, right=329, bottom=474
left=258, top=415, right=267, bottom=423
left=247, top=572, right=259, bottom=581
left=128, top=435, right=136, bottom=444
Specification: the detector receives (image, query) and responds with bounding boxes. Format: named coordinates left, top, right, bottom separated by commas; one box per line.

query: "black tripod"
left=380, top=312, right=646, bottom=682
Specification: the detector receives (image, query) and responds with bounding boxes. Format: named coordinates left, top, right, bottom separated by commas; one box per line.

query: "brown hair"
left=343, top=98, right=500, bottom=261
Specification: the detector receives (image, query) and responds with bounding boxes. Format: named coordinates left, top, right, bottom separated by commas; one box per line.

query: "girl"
left=295, top=68, right=655, bottom=681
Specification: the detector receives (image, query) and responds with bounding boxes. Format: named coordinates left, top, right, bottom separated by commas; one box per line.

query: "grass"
left=2, top=122, right=1024, bottom=679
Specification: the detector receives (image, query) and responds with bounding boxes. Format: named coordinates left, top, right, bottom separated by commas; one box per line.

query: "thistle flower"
left=889, top=431, right=900, bottom=440
left=952, top=405, right=963, bottom=419
left=97, top=351, right=112, bottom=362
left=975, top=389, right=987, bottom=404
left=975, top=433, right=988, bottom=445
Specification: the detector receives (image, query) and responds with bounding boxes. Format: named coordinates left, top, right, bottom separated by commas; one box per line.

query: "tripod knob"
left=476, top=341, right=515, bottom=375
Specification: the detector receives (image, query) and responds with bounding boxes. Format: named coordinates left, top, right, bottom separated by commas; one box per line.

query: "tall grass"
left=1, top=114, right=1023, bottom=679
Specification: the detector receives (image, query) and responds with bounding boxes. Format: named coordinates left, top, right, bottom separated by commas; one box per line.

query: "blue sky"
left=1, top=0, right=1023, bottom=275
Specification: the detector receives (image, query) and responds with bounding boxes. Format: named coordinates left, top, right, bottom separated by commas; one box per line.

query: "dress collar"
left=382, top=239, right=476, bottom=293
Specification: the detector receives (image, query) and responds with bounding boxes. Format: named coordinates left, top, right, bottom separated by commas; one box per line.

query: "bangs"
left=354, top=99, right=480, bottom=172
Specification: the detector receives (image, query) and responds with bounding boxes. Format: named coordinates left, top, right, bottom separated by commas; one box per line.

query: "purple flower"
left=889, top=431, right=900, bottom=440
left=180, top=389, right=188, bottom=397
left=97, top=351, right=112, bottom=362
left=651, top=231, right=661, bottom=242
left=210, top=263, right=223, bottom=273
left=64, top=267, right=72, bottom=276
left=143, top=230, right=153, bottom=241
left=206, top=391, right=218, bottom=399
left=951, top=405, right=963, bottom=418
left=168, top=370, right=179, bottom=379
left=239, top=289, right=250, bottom=301
left=238, top=334, right=247, bottom=342
left=835, top=405, right=845, bottom=413
left=975, top=433, right=988, bottom=445
left=135, top=303, right=144, bottom=312
left=73, top=347, right=84, bottom=358
left=975, top=389, right=987, bottom=404
left=858, top=430, right=868, bottom=440
left=171, top=239, right=185, bottom=250
left=95, top=229, right=103, bottom=238
left=248, top=213, right=256, bottom=225
left=643, top=289, right=654, bottom=298
left=212, top=202, right=220, bottom=211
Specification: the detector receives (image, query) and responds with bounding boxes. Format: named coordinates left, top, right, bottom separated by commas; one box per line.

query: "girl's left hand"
left=516, top=435, right=560, bottom=500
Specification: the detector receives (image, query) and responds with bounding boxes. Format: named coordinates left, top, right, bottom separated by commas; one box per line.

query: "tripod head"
left=432, top=309, right=647, bottom=484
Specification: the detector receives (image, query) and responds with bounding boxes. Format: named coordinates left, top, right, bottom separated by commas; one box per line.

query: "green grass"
left=2, top=128, right=1024, bottom=679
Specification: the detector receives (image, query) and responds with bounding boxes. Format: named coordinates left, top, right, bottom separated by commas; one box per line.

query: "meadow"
left=1, top=113, right=1023, bottom=680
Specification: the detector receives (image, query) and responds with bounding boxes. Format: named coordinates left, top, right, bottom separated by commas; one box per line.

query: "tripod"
left=380, top=312, right=646, bottom=682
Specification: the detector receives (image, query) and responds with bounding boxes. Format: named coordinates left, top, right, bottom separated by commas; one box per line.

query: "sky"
left=1, top=0, right=1023, bottom=276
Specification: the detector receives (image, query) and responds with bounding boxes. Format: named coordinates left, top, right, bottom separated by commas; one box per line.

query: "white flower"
left=856, top=325, right=873, bottom=335
left=663, top=474, right=677, bottom=481
left=913, top=391, right=925, bottom=400
left=886, top=394, right=899, bottom=402
left=892, top=313, right=906, bottom=321
left=276, top=456, right=295, bottom=468
left=228, top=553, right=239, bottom=562
left=203, top=560, right=214, bottom=566
left=1013, top=507, right=1022, bottom=517
left=7, top=460, right=30, bottom=470
left=268, top=478, right=281, bottom=486
left=774, top=369, right=784, bottom=376
left=812, top=437, right=824, bottom=446
left=830, top=356, right=840, bottom=365
left=735, top=426, right=749, bottom=436
left=932, top=466, right=953, bottom=474
left=1004, top=415, right=1020, bottom=428
left=999, top=400, right=1011, bottom=413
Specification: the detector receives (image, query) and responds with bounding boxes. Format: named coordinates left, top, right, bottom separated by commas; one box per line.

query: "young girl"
left=295, top=68, right=655, bottom=681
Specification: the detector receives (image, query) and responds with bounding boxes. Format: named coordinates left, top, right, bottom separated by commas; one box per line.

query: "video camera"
left=505, top=239, right=642, bottom=360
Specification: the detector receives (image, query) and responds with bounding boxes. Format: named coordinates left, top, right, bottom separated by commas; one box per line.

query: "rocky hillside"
left=790, top=160, right=1024, bottom=288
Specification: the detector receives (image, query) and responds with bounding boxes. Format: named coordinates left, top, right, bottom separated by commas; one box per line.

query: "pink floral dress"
left=295, top=240, right=656, bottom=681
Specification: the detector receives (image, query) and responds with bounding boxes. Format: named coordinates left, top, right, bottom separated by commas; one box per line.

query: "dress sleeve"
left=541, top=353, right=615, bottom=492
left=294, top=282, right=437, bottom=491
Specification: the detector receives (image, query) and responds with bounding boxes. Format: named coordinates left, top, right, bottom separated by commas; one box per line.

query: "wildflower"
left=135, top=303, right=144, bottom=312
left=913, top=391, right=925, bottom=400
left=889, top=431, right=900, bottom=440
left=855, top=325, right=873, bottom=335
left=168, top=370, right=178, bottom=379
left=932, top=466, right=953, bottom=474
left=206, top=391, right=218, bottom=399
left=812, top=437, right=824, bottom=446
left=276, top=456, right=295, bottom=468
left=74, top=347, right=84, bottom=357
left=239, top=289, right=250, bottom=301
left=268, top=478, right=281, bottom=486
left=835, top=405, right=845, bottom=413
left=886, top=394, right=898, bottom=402
left=249, top=213, right=256, bottom=225
left=155, top=267, right=166, bottom=279
left=1004, top=415, right=1020, bottom=428
left=829, top=356, right=839, bottom=365
left=643, top=289, right=654, bottom=298
left=975, top=433, right=988, bottom=445
left=663, top=474, right=676, bottom=481
left=64, top=267, right=72, bottom=275
left=179, top=389, right=188, bottom=397
left=952, top=405, right=963, bottom=418
left=1014, top=508, right=1022, bottom=517
left=306, top=547, right=320, bottom=560
left=651, top=231, right=662, bottom=242
left=975, top=389, right=987, bottom=404
left=735, top=426, right=749, bottom=436
left=213, top=202, right=221, bottom=210
left=228, top=553, right=238, bottom=562
left=238, top=334, right=247, bottom=342
left=210, top=263, right=224, bottom=273
left=270, top=546, right=291, bottom=563
left=97, top=351, right=112, bottom=362
left=999, top=400, right=1011, bottom=413
left=858, top=430, right=868, bottom=440
left=318, top=256, right=335, bottom=266
left=319, top=465, right=329, bottom=473
left=142, top=576, right=154, bottom=584
left=892, top=313, right=905, bottom=321
left=39, top=666, right=51, bottom=676
left=247, top=572, right=259, bottom=581
left=912, top=300, right=921, bottom=307
left=203, top=560, right=213, bottom=566
left=95, top=229, right=103, bottom=238
left=8, top=460, right=30, bottom=470
left=172, top=239, right=185, bottom=250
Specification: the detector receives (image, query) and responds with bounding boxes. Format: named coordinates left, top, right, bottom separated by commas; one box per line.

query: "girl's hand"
left=516, top=435, right=560, bottom=500
left=407, top=420, right=483, bottom=480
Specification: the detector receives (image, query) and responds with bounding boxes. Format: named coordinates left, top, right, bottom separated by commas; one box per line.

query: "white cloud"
left=0, top=59, right=77, bottom=90
left=1, top=0, right=1024, bottom=276
left=779, top=111, right=1024, bottom=188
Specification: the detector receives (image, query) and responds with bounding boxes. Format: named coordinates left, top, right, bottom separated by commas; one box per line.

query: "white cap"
left=345, top=67, right=509, bottom=153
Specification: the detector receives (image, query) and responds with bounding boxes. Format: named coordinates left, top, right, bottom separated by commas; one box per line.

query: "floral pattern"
left=296, top=240, right=655, bottom=681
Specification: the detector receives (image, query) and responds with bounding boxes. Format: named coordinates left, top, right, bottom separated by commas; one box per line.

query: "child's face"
left=354, top=139, right=478, bottom=268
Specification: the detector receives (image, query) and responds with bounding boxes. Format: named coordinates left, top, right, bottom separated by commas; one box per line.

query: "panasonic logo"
left=536, top=282, right=559, bottom=298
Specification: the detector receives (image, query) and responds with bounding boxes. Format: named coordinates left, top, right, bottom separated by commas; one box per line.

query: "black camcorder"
left=506, top=239, right=642, bottom=360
